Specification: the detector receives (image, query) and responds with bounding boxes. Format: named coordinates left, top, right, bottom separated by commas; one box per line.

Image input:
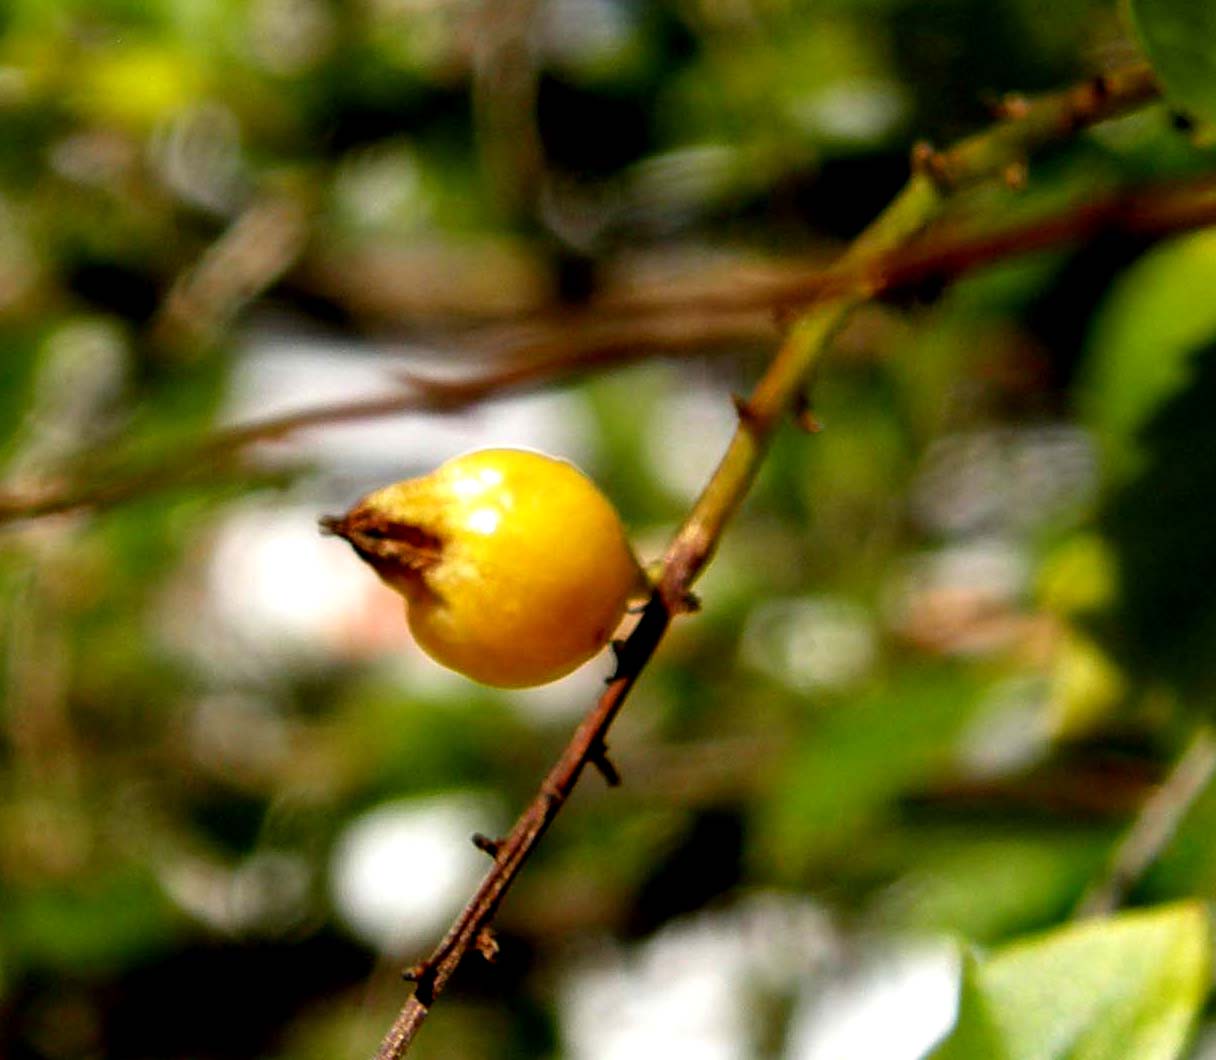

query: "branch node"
left=910, top=140, right=955, bottom=191
left=471, top=832, right=502, bottom=858
left=588, top=742, right=622, bottom=787
left=475, top=926, right=500, bottom=964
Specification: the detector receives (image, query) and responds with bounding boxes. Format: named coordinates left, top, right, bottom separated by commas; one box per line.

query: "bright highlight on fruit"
left=322, top=448, right=643, bottom=688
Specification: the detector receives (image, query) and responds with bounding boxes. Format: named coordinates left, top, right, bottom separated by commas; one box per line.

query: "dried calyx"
left=320, top=509, right=442, bottom=586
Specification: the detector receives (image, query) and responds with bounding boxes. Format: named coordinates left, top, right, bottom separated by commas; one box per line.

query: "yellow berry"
left=323, top=448, right=643, bottom=688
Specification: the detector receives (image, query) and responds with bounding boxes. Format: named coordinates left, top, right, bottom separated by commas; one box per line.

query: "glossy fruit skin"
left=327, top=449, right=642, bottom=688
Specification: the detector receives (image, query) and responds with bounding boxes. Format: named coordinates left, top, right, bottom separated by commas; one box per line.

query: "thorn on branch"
left=1171, top=110, right=1197, bottom=134
left=471, top=832, right=502, bottom=858
left=588, top=742, right=622, bottom=787
left=1002, top=161, right=1029, bottom=191
left=731, top=393, right=760, bottom=427
left=678, top=590, right=701, bottom=614
left=911, top=140, right=955, bottom=191
left=993, top=92, right=1031, bottom=120
left=607, top=638, right=634, bottom=682
left=475, top=926, right=500, bottom=963
left=793, top=392, right=823, bottom=434
left=402, top=961, right=428, bottom=983
left=1070, top=73, right=1116, bottom=131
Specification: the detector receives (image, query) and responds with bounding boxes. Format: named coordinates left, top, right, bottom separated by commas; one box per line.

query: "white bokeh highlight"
left=784, top=940, right=961, bottom=1060
left=222, top=333, right=593, bottom=474
left=330, top=793, right=503, bottom=953
left=560, top=893, right=839, bottom=1060
left=740, top=596, right=877, bottom=693
left=559, top=896, right=964, bottom=1060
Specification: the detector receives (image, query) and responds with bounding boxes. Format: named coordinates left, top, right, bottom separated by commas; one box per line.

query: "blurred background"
left=3, top=0, right=1216, bottom=1057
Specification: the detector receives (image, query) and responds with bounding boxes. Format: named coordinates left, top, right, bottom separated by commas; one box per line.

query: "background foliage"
left=3, top=0, right=1216, bottom=1057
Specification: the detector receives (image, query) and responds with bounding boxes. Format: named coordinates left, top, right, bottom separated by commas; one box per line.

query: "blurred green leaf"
left=2, top=869, right=178, bottom=974
left=0, top=324, right=42, bottom=461
left=757, top=666, right=982, bottom=875
left=931, top=902, right=1210, bottom=1060
left=875, top=831, right=1108, bottom=944
left=1131, top=0, right=1216, bottom=126
left=657, top=14, right=903, bottom=153
left=1101, top=343, right=1216, bottom=696
left=1078, top=230, right=1216, bottom=482
left=934, top=953, right=1010, bottom=1060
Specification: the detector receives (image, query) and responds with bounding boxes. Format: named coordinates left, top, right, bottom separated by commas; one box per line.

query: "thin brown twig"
left=469, top=170, right=1216, bottom=367
left=1074, top=723, right=1216, bottom=919
left=369, top=63, right=1162, bottom=1057
left=0, top=61, right=1168, bottom=528
left=0, top=353, right=645, bottom=525
left=372, top=600, right=671, bottom=1059
left=152, top=195, right=312, bottom=353
left=15, top=165, right=1216, bottom=527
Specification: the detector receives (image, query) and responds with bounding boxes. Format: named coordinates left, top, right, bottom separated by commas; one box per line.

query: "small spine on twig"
left=1067, top=73, right=1116, bottom=133
left=793, top=392, right=823, bottom=433
left=588, top=743, right=622, bottom=787
left=992, top=92, right=1031, bottom=120
left=1170, top=110, right=1197, bottom=134
left=1002, top=160, right=1029, bottom=191
left=471, top=832, right=502, bottom=858
left=731, top=393, right=761, bottom=428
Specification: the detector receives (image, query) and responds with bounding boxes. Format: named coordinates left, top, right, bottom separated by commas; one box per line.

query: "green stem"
left=661, top=66, right=1159, bottom=602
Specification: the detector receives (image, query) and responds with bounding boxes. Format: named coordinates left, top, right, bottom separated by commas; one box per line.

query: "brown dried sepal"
left=320, top=506, right=443, bottom=587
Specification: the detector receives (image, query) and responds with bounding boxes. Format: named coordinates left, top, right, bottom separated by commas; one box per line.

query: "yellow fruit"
left=322, top=448, right=643, bottom=687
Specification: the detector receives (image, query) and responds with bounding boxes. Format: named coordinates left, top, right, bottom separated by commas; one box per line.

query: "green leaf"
left=757, top=667, right=981, bottom=874
left=874, top=831, right=1108, bottom=944
left=1131, top=0, right=1216, bottom=126
left=1078, top=230, right=1216, bottom=481
left=0, top=324, right=43, bottom=463
left=932, top=953, right=1010, bottom=1060
left=2, top=868, right=179, bottom=973
left=1101, top=343, right=1216, bottom=696
left=931, top=902, right=1211, bottom=1060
